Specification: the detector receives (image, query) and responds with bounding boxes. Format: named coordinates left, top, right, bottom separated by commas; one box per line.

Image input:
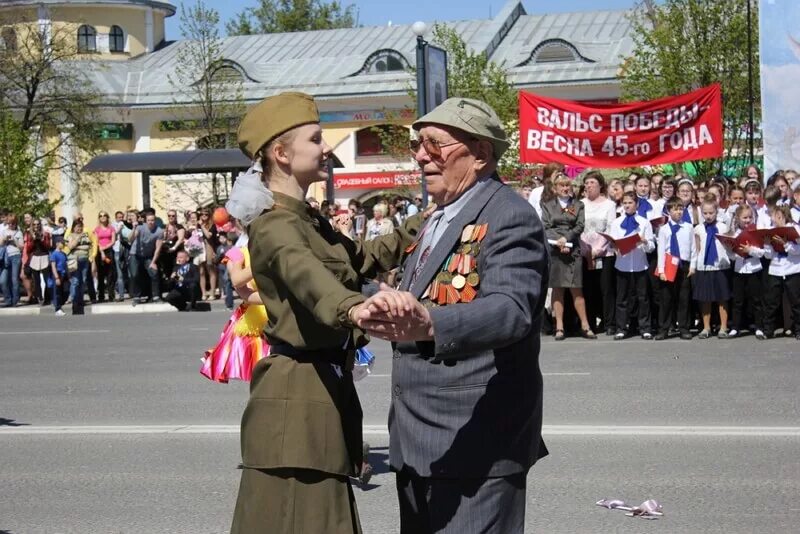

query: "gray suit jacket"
left=389, top=177, right=550, bottom=479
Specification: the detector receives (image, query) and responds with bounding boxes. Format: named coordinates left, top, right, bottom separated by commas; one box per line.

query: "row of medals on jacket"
left=422, top=223, right=488, bottom=307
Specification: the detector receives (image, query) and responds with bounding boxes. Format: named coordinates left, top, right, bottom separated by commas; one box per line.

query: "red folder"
left=649, top=216, right=668, bottom=231
left=752, top=226, right=800, bottom=254
left=715, top=234, right=749, bottom=258
left=599, top=232, right=641, bottom=256
left=658, top=252, right=679, bottom=282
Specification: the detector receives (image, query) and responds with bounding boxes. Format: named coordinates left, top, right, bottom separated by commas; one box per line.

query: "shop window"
left=355, top=125, right=409, bottom=158
left=77, top=25, right=97, bottom=53
left=1, top=28, right=17, bottom=52
left=109, top=25, right=125, bottom=53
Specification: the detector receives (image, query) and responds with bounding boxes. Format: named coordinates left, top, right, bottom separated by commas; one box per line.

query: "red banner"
left=333, top=170, right=421, bottom=190
left=519, top=84, right=723, bottom=167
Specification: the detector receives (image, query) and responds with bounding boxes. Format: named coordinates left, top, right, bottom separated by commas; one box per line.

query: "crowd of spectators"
left=0, top=207, right=238, bottom=315
left=4, top=167, right=798, bottom=338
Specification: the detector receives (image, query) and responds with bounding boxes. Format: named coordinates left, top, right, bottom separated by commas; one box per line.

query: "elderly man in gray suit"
left=353, top=97, right=550, bottom=533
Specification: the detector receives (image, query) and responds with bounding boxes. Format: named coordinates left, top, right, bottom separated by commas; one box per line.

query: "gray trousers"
left=396, top=467, right=527, bottom=534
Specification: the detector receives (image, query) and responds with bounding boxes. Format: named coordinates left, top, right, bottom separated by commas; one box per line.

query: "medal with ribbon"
left=421, top=223, right=487, bottom=306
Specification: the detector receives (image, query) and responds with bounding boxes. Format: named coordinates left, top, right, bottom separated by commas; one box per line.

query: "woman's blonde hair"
left=372, top=203, right=388, bottom=217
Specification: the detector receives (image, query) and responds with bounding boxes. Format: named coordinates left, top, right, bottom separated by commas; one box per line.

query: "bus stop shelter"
left=82, top=148, right=340, bottom=208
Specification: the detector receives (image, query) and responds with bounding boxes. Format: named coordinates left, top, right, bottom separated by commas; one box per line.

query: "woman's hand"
left=556, top=237, right=567, bottom=248
left=334, top=214, right=353, bottom=235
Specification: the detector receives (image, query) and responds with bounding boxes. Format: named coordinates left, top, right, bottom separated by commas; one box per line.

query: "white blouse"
left=581, top=196, right=617, bottom=258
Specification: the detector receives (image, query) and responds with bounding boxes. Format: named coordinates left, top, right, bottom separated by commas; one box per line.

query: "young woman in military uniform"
left=230, top=92, right=421, bottom=534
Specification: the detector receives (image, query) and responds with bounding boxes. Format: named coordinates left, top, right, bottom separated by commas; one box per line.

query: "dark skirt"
left=548, top=249, right=583, bottom=288
left=692, top=270, right=731, bottom=303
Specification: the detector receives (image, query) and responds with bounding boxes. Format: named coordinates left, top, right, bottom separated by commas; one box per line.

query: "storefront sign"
left=333, top=170, right=421, bottom=190
left=519, top=84, right=723, bottom=167
left=320, top=109, right=415, bottom=124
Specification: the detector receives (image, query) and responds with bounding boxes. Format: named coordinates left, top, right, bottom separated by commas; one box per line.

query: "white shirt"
left=764, top=224, right=800, bottom=276
left=791, top=205, right=800, bottom=224
left=729, top=228, right=764, bottom=274
left=581, top=197, right=617, bottom=258
left=609, top=213, right=654, bottom=273
left=657, top=220, right=696, bottom=273
left=651, top=198, right=666, bottom=218
left=694, top=222, right=731, bottom=271
left=749, top=203, right=772, bottom=229
left=528, top=186, right=544, bottom=219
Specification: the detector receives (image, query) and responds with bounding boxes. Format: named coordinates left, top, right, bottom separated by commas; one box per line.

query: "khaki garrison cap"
left=413, top=97, right=510, bottom=159
left=237, top=92, right=320, bottom=159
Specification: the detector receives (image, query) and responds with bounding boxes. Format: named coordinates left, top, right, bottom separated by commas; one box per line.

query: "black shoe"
left=605, top=328, right=616, bottom=336
left=581, top=329, right=597, bottom=340
left=654, top=333, right=667, bottom=340
left=680, top=332, right=693, bottom=340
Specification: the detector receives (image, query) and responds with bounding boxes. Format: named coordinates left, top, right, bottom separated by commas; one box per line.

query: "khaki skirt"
left=231, top=354, right=364, bottom=533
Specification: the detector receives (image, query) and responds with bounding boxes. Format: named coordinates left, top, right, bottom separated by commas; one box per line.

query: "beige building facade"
left=1, top=0, right=635, bottom=222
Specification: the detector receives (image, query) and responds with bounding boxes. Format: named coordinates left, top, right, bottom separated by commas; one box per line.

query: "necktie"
left=669, top=223, right=681, bottom=257
left=681, top=206, right=693, bottom=224
left=637, top=197, right=652, bottom=217
left=703, top=222, right=718, bottom=266
left=409, top=210, right=443, bottom=287
left=621, top=214, right=639, bottom=236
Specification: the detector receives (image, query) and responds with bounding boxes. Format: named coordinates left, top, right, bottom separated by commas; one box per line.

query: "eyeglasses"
left=409, top=137, right=466, bottom=160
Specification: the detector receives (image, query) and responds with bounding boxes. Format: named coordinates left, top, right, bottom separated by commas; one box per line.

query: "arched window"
left=209, top=64, right=243, bottom=83
left=517, top=39, right=595, bottom=66
left=77, top=25, right=96, bottom=52
left=351, top=49, right=410, bottom=76
left=1, top=27, right=17, bottom=52
left=109, top=25, right=125, bottom=53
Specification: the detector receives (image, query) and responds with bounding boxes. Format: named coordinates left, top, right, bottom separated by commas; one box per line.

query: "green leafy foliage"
left=621, top=0, right=760, bottom=179
left=226, top=0, right=357, bottom=35
left=0, top=15, right=107, bottom=204
left=0, top=111, right=58, bottom=216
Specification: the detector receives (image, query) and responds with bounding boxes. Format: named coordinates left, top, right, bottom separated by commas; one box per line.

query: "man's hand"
left=352, top=283, right=434, bottom=341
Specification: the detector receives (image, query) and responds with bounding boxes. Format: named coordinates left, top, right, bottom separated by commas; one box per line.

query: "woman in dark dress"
left=540, top=173, right=596, bottom=340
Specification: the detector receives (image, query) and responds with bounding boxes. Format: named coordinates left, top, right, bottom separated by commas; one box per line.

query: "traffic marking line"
left=3, top=424, right=799, bottom=437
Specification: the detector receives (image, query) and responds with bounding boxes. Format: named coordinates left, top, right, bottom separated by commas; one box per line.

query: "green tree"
left=621, top=0, right=760, bottom=178
left=0, top=111, right=58, bottom=216
left=169, top=0, right=245, bottom=205
left=0, top=15, right=107, bottom=204
left=226, top=0, right=356, bottom=36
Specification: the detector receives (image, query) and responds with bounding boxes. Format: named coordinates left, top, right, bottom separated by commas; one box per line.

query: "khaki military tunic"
left=231, top=192, right=420, bottom=534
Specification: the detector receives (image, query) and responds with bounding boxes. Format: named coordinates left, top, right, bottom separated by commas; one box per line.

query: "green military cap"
left=413, top=97, right=510, bottom=159
left=238, top=92, right=320, bottom=159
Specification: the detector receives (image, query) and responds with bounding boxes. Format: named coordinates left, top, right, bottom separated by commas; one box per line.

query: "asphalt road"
left=1, top=312, right=799, bottom=533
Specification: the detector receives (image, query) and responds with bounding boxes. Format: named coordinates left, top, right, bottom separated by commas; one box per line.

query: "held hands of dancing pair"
left=348, top=283, right=434, bottom=342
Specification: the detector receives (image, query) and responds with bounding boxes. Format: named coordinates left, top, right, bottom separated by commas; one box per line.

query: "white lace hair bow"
left=225, top=161, right=274, bottom=226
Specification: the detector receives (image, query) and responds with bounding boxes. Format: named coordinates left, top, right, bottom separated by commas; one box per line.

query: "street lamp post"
left=746, top=0, right=755, bottom=165
left=412, top=21, right=429, bottom=208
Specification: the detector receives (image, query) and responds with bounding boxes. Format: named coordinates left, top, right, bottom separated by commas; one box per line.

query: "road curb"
left=0, top=306, right=41, bottom=316
left=90, top=303, right=177, bottom=315
left=0, top=302, right=178, bottom=316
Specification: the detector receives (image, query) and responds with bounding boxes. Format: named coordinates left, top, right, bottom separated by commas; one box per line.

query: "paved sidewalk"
left=0, top=298, right=230, bottom=316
